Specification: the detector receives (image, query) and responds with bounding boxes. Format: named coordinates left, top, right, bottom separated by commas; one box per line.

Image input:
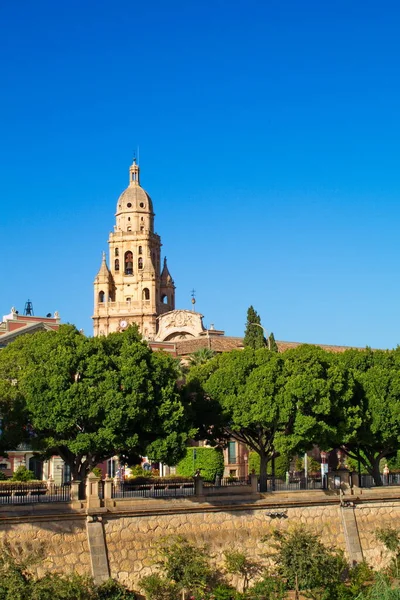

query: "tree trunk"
left=295, top=573, right=299, bottom=600
left=259, top=451, right=268, bottom=493
left=371, top=459, right=383, bottom=486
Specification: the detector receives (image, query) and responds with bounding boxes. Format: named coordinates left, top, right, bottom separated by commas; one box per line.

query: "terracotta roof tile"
left=175, top=337, right=364, bottom=356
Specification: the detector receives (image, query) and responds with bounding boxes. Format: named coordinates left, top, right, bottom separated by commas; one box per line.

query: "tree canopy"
left=332, top=348, right=400, bottom=484
left=0, top=325, right=193, bottom=481
left=186, top=345, right=349, bottom=491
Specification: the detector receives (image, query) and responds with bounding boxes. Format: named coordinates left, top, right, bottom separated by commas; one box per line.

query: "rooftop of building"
left=0, top=305, right=60, bottom=348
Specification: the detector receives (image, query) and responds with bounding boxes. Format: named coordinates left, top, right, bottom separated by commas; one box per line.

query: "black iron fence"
left=112, top=478, right=195, bottom=499
left=204, top=477, right=251, bottom=488
left=0, top=483, right=71, bottom=505
left=360, top=473, right=400, bottom=488
left=269, top=476, right=325, bottom=492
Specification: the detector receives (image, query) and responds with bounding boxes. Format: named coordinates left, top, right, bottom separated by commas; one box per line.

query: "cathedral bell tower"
left=92, top=159, right=175, bottom=338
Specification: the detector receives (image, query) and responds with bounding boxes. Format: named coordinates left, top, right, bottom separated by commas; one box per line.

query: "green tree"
left=375, top=526, right=400, bottom=578
left=243, top=307, right=265, bottom=349
left=0, top=325, right=192, bottom=483
left=187, top=345, right=349, bottom=493
left=0, top=339, right=32, bottom=455
left=11, top=466, right=35, bottom=482
left=187, top=348, right=216, bottom=368
left=268, top=332, right=279, bottom=352
left=333, top=348, right=400, bottom=485
left=189, top=348, right=289, bottom=491
left=141, top=536, right=212, bottom=600
left=223, top=550, right=262, bottom=593
left=264, top=526, right=348, bottom=600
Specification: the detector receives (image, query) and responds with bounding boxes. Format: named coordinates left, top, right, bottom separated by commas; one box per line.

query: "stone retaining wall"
left=0, top=517, right=91, bottom=579
left=104, top=503, right=345, bottom=590
left=0, top=494, right=398, bottom=592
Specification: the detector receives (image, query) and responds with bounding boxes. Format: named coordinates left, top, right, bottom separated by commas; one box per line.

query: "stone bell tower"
left=92, top=159, right=175, bottom=338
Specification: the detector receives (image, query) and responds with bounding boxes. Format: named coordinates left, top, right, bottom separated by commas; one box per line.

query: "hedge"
left=176, top=447, right=224, bottom=482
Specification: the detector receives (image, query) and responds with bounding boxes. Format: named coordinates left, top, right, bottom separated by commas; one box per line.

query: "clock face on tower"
left=119, top=320, right=128, bottom=330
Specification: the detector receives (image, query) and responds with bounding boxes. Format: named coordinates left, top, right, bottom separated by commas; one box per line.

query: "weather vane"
left=191, top=289, right=196, bottom=310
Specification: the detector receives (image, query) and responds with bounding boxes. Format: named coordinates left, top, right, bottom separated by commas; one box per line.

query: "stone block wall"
left=0, top=496, right=399, bottom=592
left=356, top=502, right=399, bottom=568
left=0, top=517, right=91, bottom=579
left=104, top=504, right=345, bottom=590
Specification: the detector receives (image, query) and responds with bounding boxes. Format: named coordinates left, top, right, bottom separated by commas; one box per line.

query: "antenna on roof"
left=24, top=299, right=34, bottom=316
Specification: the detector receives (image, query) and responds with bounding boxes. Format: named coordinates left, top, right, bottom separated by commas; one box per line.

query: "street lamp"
left=320, top=451, right=329, bottom=489
left=249, top=322, right=271, bottom=350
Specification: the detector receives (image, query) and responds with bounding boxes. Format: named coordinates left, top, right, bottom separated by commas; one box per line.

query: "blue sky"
left=1, top=1, right=400, bottom=348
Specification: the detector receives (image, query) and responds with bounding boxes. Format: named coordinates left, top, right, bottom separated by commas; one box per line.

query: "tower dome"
left=116, top=158, right=153, bottom=215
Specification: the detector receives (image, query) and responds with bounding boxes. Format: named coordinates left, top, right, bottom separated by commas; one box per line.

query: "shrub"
left=375, top=526, right=400, bottom=578
left=128, top=465, right=152, bottom=479
left=209, top=583, right=242, bottom=600
left=141, top=535, right=213, bottom=598
left=11, top=466, right=35, bottom=482
left=140, top=574, right=177, bottom=600
left=96, top=578, right=136, bottom=599
left=0, top=540, right=135, bottom=600
left=0, top=471, right=8, bottom=480
left=29, top=572, right=95, bottom=599
left=244, top=575, right=286, bottom=599
left=176, top=447, right=224, bottom=481
left=263, top=526, right=348, bottom=599
left=90, top=467, right=103, bottom=479
left=357, top=574, right=400, bottom=599
left=223, top=550, right=262, bottom=592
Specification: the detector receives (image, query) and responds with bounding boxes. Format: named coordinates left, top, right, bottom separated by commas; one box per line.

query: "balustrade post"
left=350, top=471, right=360, bottom=489
left=103, top=475, right=113, bottom=500
left=70, top=480, right=81, bottom=501
left=250, top=472, right=258, bottom=493
left=194, top=474, right=203, bottom=496
left=86, top=472, right=101, bottom=509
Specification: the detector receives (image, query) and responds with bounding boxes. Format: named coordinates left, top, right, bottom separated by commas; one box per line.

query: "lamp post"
left=320, top=451, right=328, bottom=489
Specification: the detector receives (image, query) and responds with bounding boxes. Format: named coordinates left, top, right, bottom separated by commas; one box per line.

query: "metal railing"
left=112, top=478, right=195, bottom=499
left=360, top=473, right=400, bottom=488
left=0, top=483, right=71, bottom=504
left=270, top=477, right=324, bottom=492
left=204, top=477, right=251, bottom=488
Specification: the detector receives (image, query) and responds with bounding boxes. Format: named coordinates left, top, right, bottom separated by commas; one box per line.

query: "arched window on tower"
left=138, top=246, right=143, bottom=255
left=161, top=294, right=168, bottom=304
left=99, top=291, right=105, bottom=303
left=125, top=251, right=133, bottom=275
left=138, top=257, right=143, bottom=270
left=115, top=248, right=119, bottom=257
left=115, top=259, right=119, bottom=271
left=143, top=288, right=150, bottom=301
